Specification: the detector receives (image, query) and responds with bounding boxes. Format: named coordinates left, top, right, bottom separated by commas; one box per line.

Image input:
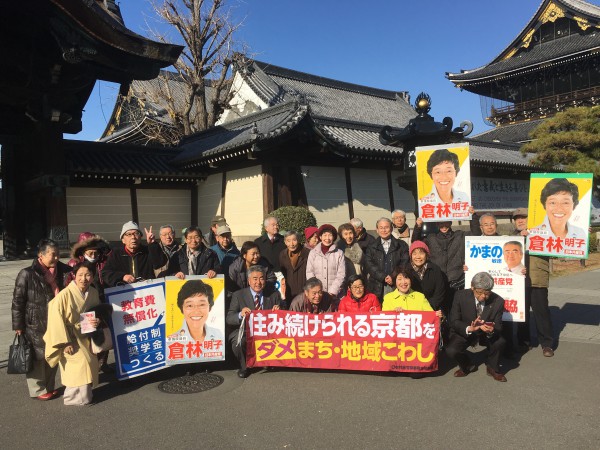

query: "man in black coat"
left=350, top=217, right=376, bottom=252
left=254, top=216, right=286, bottom=271
left=364, top=218, right=409, bottom=303
left=226, top=265, right=282, bottom=378
left=445, top=272, right=508, bottom=382
left=102, top=221, right=159, bottom=287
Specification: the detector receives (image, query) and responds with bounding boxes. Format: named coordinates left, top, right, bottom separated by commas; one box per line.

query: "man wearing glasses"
left=445, top=272, right=508, bottom=382
left=102, top=221, right=160, bottom=287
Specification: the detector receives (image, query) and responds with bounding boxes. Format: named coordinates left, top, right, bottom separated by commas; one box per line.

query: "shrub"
left=264, top=206, right=317, bottom=243
left=589, top=227, right=600, bottom=253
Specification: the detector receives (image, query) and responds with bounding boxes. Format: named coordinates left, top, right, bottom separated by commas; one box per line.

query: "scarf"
left=344, top=243, right=363, bottom=265
left=321, top=243, right=331, bottom=254
left=38, top=258, right=59, bottom=296
left=304, top=296, right=321, bottom=314
left=187, top=247, right=200, bottom=274
left=395, top=224, right=409, bottom=238
left=411, top=262, right=428, bottom=280
left=162, top=243, right=179, bottom=259
left=288, top=248, right=301, bottom=269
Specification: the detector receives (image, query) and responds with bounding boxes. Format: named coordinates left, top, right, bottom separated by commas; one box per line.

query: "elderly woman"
left=382, top=267, right=443, bottom=318
left=338, top=274, right=381, bottom=313
left=279, top=231, right=310, bottom=301
left=336, top=223, right=363, bottom=277
left=228, top=241, right=276, bottom=293
left=167, top=280, right=224, bottom=345
left=289, top=277, right=335, bottom=313
left=306, top=224, right=346, bottom=299
left=165, top=226, right=219, bottom=279
left=304, top=226, right=320, bottom=250
left=12, top=239, right=71, bottom=400
left=391, top=209, right=412, bottom=245
left=406, top=241, right=447, bottom=312
left=44, top=262, right=101, bottom=405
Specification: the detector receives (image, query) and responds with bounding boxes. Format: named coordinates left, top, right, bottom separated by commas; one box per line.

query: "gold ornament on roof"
left=540, top=2, right=565, bottom=23
left=573, top=16, right=591, bottom=31
left=522, top=29, right=536, bottom=49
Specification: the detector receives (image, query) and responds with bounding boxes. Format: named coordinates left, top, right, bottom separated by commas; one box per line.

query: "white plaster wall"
left=66, top=187, right=132, bottom=242
left=137, top=189, right=191, bottom=237
left=197, top=173, right=223, bottom=233
left=350, top=168, right=392, bottom=231
left=224, top=166, right=264, bottom=237
left=391, top=170, right=418, bottom=227
left=216, top=72, right=269, bottom=125
left=302, top=166, right=349, bottom=229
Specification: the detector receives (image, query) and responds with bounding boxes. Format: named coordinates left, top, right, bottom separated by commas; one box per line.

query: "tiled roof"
left=174, top=100, right=308, bottom=167
left=249, top=60, right=416, bottom=127
left=319, top=123, right=402, bottom=155
left=468, top=141, right=536, bottom=169
left=64, top=140, right=201, bottom=180
left=470, top=120, right=544, bottom=144
left=448, top=31, right=600, bottom=84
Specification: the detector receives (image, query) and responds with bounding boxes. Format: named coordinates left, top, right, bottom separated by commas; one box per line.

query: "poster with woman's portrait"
left=416, top=143, right=472, bottom=222
left=164, top=275, right=226, bottom=365
left=527, top=173, right=592, bottom=259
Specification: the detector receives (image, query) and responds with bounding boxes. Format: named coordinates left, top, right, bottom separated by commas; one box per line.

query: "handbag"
left=90, top=327, right=113, bottom=354
left=7, top=333, right=33, bottom=374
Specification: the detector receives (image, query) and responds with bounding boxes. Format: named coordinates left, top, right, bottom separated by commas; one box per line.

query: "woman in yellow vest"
left=383, top=267, right=443, bottom=318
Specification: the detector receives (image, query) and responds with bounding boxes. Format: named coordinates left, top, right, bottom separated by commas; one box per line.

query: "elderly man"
left=254, top=216, right=286, bottom=271
left=511, top=208, right=555, bottom=357
left=350, top=217, right=376, bottom=251
left=446, top=272, right=507, bottom=382
left=102, top=221, right=159, bottom=287
left=147, top=224, right=181, bottom=277
left=471, top=212, right=500, bottom=237
left=289, top=277, right=335, bottom=313
left=364, top=217, right=409, bottom=302
left=204, top=215, right=227, bottom=247
left=226, top=265, right=282, bottom=378
left=210, top=224, right=240, bottom=272
left=391, top=209, right=412, bottom=245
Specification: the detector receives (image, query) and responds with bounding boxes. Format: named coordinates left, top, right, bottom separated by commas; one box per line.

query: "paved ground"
left=0, top=260, right=599, bottom=449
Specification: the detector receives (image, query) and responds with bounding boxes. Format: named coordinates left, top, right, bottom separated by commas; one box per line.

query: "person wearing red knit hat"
left=407, top=240, right=448, bottom=313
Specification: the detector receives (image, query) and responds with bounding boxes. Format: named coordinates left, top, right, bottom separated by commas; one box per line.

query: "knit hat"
left=304, top=226, right=319, bottom=241
left=77, top=232, right=95, bottom=243
left=409, top=241, right=430, bottom=255
left=512, top=208, right=528, bottom=219
left=318, top=224, right=338, bottom=241
left=120, top=221, right=141, bottom=239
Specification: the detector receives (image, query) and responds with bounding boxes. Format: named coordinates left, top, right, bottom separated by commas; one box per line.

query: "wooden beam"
left=130, top=187, right=139, bottom=224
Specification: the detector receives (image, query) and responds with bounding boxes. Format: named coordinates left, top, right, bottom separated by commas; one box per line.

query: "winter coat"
left=364, top=236, right=409, bottom=300
left=288, top=291, right=335, bottom=313
left=408, top=261, right=448, bottom=311
left=164, top=244, right=220, bottom=277
left=337, top=290, right=381, bottom=313
left=254, top=233, right=287, bottom=271
left=306, top=244, right=346, bottom=298
left=148, top=241, right=181, bottom=277
left=211, top=242, right=240, bottom=270
left=355, top=229, right=376, bottom=252
left=278, top=247, right=310, bottom=301
left=12, top=259, right=71, bottom=360
left=227, top=256, right=277, bottom=293
left=66, top=235, right=111, bottom=300
left=511, top=229, right=549, bottom=288
left=413, top=226, right=466, bottom=283
left=101, top=245, right=157, bottom=287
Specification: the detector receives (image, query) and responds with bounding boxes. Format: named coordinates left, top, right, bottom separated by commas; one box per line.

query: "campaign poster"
left=465, top=236, right=526, bottom=322
left=106, top=280, right=167, bottom=380
left=527, top=173, right=592, bottom=258
left=416, top=143, right=472, bottom=222
left=246, top=310, right=440, bottom=373
left=164, top=276, right=225, bottom=365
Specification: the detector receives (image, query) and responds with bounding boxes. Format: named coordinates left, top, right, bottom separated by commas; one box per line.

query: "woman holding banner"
left=383, top=267, right=443, bottom=318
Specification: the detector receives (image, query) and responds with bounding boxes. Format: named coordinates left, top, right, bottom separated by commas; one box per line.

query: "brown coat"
left=278, top=247, right=310, bottom=301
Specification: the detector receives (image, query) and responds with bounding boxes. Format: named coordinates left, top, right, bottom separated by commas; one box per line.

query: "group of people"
left=12, top=207, right=556, bottom=403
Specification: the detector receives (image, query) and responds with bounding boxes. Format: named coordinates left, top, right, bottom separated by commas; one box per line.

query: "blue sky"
left=70, top=0, right=563, bottom=141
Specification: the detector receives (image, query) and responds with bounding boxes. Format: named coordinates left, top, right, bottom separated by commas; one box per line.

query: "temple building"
left=448, top=0, right=600, bottom=144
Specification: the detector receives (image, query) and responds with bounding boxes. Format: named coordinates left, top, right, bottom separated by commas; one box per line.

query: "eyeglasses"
left=350, top=284, right=365, bottom=290
left=123, top=232, right=141, bottom=238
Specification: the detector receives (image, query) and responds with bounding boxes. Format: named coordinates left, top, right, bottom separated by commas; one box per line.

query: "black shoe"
left=100, top=364, right=115, bottom=374
left=237, top=369, right=249, bottom=379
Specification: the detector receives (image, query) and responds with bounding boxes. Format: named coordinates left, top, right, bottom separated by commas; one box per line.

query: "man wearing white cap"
left=102, top=221, right=159, bottom=287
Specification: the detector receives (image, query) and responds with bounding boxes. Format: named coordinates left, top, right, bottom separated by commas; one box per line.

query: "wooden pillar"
left=344, top=167, right=354, bottom=219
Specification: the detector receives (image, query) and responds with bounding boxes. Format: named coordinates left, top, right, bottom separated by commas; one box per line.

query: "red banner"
left=246, top=310, right=440, bottom=373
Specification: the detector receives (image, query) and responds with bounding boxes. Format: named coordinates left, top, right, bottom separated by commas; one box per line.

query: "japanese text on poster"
left=527, top=173, right=592, bottom=259
left=416, top=143, right=472, bottom=222
left=246, top=311, right=440, bottom=373
left=164, top=276, right=225, bottom=365
left=465, top=236, right=526, bottom=322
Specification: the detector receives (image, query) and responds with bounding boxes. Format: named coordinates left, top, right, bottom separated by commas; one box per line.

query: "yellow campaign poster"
left=164, top=275, right=226, bottom=365
left=527, top=173, right=592, bottom=259
left=415, top=143, right=472, bottom=222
